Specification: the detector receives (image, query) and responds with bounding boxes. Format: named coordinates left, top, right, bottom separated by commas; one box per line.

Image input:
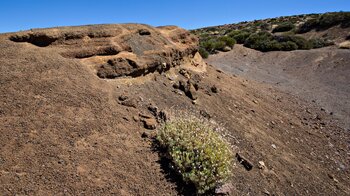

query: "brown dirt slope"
left=206, top=44, right=350, bottom=130
left=0, top=24, right=349, bottom=195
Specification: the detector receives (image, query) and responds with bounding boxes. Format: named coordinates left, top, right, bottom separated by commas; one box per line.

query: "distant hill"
left=192, top=12, right=350, bottom=57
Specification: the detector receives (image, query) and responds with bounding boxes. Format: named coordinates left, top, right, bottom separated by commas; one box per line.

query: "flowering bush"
left=156, top=118, right=233, bottom=194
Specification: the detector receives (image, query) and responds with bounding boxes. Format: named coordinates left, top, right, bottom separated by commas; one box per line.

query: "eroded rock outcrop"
left=9, top=24, right=206, bottom=79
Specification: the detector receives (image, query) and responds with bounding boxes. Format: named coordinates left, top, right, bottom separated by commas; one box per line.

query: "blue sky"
left=0, top=0, right=349, bottom=33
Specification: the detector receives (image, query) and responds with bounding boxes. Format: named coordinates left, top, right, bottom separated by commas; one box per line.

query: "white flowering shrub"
left=156, top=118, right=233, bottom=194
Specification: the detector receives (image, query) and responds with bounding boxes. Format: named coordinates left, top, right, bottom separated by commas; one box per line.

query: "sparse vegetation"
left=244, top=31, right=280, bottom=51
left=156, top=118, right=233, bottom=194
left=298, top=12, right=350, bottom=33
left=272, top=22, right=295, bottom=33
left=198, top=47, right=209, bottom=58
left=197, top=35, right=236, bottom=58
left=297, top=18, right=318, bottom=34
left=227, top=30, right=251, bottom=44
left=309, top=38, right=334, bottom=48
left=200, top=38, right=225, bottom=53
left=193, top=12, right=345, bottom=55
left=218, top=36, right=236, bottom=48
left=243, top=32, right=333, bottom=52
left=275, top=34, right=312, bottom=50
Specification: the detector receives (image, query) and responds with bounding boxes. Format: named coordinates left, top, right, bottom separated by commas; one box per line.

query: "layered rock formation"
left=8, top=24, right=205, bottom=79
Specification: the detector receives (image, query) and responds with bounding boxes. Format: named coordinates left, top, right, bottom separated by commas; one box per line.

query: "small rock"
left=138, top=96, right=144, bottom=102
left=179, top=80, right=198, bottom=100
left=141, top=132, right=149, bottom=138
left=139, top=113, right=153, bottom=119
left=271, top=144, right=277, bottom=149
left=191, top=80, right=199, bottom=90
left=188, top=83, right=198, bottom=100
left=211, top=85, right=218, bottom=93
left=167, top=75, right=176, bottom=81
left=252, top=99, right=258, bottom=104
left=200, top=110, right=211, bottom=119
left=138, top=29, right=151, bottom=35
left=172, top=82, right=180, bottom=89
left=263, top=189, right=270, bottom=195
left=222, top=46, right=231, bottom=52
left=148, top=105, right=158, bottom=116
left=121, top=99, right=137, bottom=108
left=143, top=118, right=157, bottom=130
left=173, top=89, right=183, bottom=95
left=141, top=131, right=150, bottom=138
left=258, top=161, right=266, bottom=169
left=141, top=131, right=156, bottom=138
left=179, top=69, right=191, bottom=79
left=180, top=81, right=198, bottom=100
left=236, top=153, right=253, bottom=171
left=215, top=183, right=233, bottom=195
left=133, top=115, right=140, bottom=122
left=328, top=173, right=339, bottom=183
left=118, top=95, right=128, bottom=101
left=161, top=62, right=167, bottom=69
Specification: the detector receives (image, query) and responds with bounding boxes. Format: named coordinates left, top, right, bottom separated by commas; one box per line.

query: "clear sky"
left=0, top=0, right=349, bottom=33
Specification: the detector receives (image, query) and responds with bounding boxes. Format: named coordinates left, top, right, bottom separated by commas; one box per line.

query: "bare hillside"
left=0, top=24, right=349, bottom=195
left=206, top=44, right=350, bottom=130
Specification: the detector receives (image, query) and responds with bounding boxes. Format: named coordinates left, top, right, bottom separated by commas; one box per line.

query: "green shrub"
left=200, top=37, right=234, bottom=53
left=244, top=32, right=280, bottom=51
left=309, top=38, right=333, bottom=48
left=280, top=41, right=298, bottom=51
left=260, top=22, right=271, bottom=31
left=200, top=39, right=218, bottom=53
left=272, top=22, right=295, bottom=33
left=218, top=36, right=236, bottom=47
left=243, top=31, right=332, bottom=51
left=297, top=18, right=318, bottom=33
left=227, top=30, right=251, bottom=44
left=275, top=35, right=312, bottom=50
left=156, top=118, right=233, bottom=194
left=298, top=12, right=350, bottom=33
left=212, top=40, right=226, bottom=51
left=198, top=47, right=209, bottom=59
left=318, top=12, right=350, bottom=29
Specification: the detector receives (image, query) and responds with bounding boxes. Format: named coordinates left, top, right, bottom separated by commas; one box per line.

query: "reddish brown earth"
left=0, top=24, right=349, bottom=195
